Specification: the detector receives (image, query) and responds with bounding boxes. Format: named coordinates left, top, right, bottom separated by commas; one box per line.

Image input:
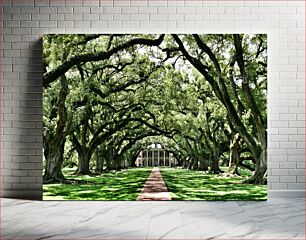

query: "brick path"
left=137, top=167, right=172, bottom=201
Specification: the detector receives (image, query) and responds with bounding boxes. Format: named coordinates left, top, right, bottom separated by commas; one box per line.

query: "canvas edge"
left=1, top=190, right=304, bottom=200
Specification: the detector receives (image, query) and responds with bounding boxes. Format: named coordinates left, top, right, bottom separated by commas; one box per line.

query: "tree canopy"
left=43, top=34, right=267, bottom=185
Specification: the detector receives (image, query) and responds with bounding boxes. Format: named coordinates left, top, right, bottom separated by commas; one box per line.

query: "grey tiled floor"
left=1, top=198, right=305, bottom=239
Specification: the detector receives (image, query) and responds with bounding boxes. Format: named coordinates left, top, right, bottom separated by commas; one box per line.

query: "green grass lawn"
left=44, top=167, right=267, bottom=201
left=159, top=168, right=267, bottom=200
left=43, top=167, right=152, bottom=200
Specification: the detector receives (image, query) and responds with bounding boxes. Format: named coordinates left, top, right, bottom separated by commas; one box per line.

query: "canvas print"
left=43, top=34, right=267, bottom=200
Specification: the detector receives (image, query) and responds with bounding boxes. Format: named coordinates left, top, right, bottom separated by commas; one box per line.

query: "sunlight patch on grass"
left=160, top=168, right=267, bottom=201
left=43, top=167, right=152, bottom=200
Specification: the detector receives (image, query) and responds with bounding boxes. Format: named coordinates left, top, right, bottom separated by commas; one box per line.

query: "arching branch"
left=43, top=34, right=165, bottom=87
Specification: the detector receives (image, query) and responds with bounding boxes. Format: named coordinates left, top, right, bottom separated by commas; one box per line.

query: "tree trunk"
left=183, top=159, right=188, bottom=168
left=95, top=150, right=104, bottom=173
left=176, top=157, right=183, bottom=167
left=226, top=133, right=240, bottom=175
left=115, top=158, right=122, bottom=170
left=43, top=139, right=66, bottom=183
left=192, top=158, right=199, bottom=170
left=130, top=153, right=138, bottom=167
left=243, top=141, right=267, bottom=184
left=43, top=75, right=69, bottom=183
left=76, top=150, right=91, bottom=175
left=187, top=158, right=193, bottom=170
left=105, top=158, right=112, bottom=171
left=210, top=144, right=223, bottom=173
left=108, top=159, right=120, bottom=170
left=199, top=157, right=208, bottom=171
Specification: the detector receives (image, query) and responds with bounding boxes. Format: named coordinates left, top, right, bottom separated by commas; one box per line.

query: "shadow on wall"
left=4, top=39, right=44, bottom=200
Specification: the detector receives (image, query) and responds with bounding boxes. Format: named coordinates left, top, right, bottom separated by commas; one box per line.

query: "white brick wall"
left=1, top=0, right=305, bottom=199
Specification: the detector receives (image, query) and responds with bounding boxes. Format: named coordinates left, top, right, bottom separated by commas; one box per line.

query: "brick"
left=39, top=6, right=57, bottom=14
left=21, top=7, right=39, bottom=14
left=58, top=21, right=73, bottom=28
left=83, top=0, right=99, bottom=6
left=4, top=176, right=20, bottom=183
left=12, top=170, right=28, bottom=177
left=251, top=6, right=279, bottom=14
left=65, top=0, right=82, bottom=7
left=4, top=20, right=20, bottom=28
left=20, top=21, right=39, bottom=28
left=176, top=7, right=196, bottom=14
left=158, top=20, right=176, bottom=28
left=210, top=7, right=225, bottom=13
left=139, top=21, right=158, bottom=28
left=65, top=14, right=83, bottom=21
left=184, top=14, right=203, bottom=21
left=85, top=14, right=100, bottom=20
left=272, top=169, right=289, bottom=176
left=121, top=7, right=138, bottom=14
left=12, top=14, right=31, bottom=20
left=90, top=7, right=104, bottom=13
left=279, top=7, right=297, bottom=14
left=74, top=21, right=90, bottom=28
left=219, top=14, right=244, bottom=21
left=280, top=162, right=296, bottom=169
left=31, top=13, right=50, bottom=20
left=12, top=27, right=31, bottom=35
left=49, top=0, right=65, bottom=6
left=287, top=183, right=305, bottom=189
left=57, top=7, right=73, bottom=14
left=289, top=169, right=305, bottom=176
left=280, top=176, right=296, bottom=183
left=130, top=14, right=149, bottom=21
left=20, top=176, right=37, bottom=183
left=139, top=7, right=157, bottom=13
left=157, top=7, right=176, bottom=14
left=113, top=14, right=130, bottom=21
left=12, top=183, right=29, bottom=189
left=104, top=7, right=121, bottom=14
left=297, top=176, right=305, bottom=183
left=12, top=0, right=34, bottom=7
left=100, top=14, right=113, bottom=20
left=34, top=0, right=49, bottom=6
left=114, top=0, right=130, bottom=6
left=234, top=7, right=251, bottom=13
left=121, top=21, right=139, bottom=28
left=287, top=149, right=305, bottom=155
left=74, top=7, right=90, bottom=14
left=3, top=6, right=22, bottom=13
left=91, top=21, right=108, bottom=28
left=150, top=14, right=168, bottom=21
left=131, top=0, right=148, bottom=6
left=148, top=0, right=167, bottom=6
left=210, top=21, right=234, bottom=28
left=289, top=135, right=305, bottom=142
left=168, top=14, right=184, bottom=21
left=278, top=128, right=298, bottom=135
left=195, top=8, right=209, bottom=14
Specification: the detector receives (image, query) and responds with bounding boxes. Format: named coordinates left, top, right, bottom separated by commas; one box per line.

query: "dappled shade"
left=160, top=168, right=267, bottom=200
left=43, top=168, right=151, bottom=200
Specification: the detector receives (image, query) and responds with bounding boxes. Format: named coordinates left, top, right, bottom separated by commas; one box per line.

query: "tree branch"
left=43, top=34, right=165, bottom=87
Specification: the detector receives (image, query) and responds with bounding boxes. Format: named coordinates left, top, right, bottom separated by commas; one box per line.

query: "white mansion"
left=135, top=143, right=177, bottom=167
